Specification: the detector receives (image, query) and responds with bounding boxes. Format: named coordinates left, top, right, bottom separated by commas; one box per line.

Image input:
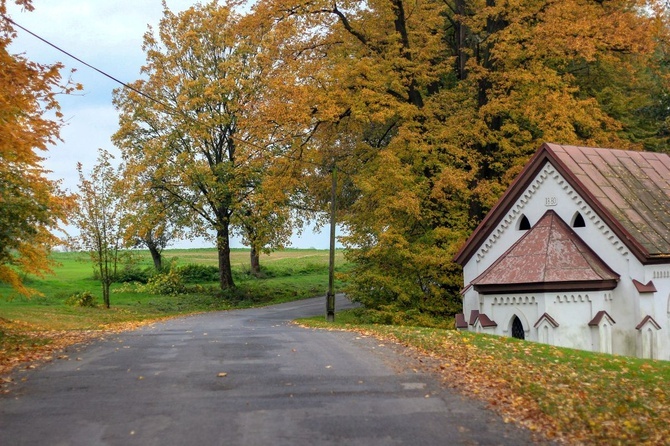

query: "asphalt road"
left=1, top=296, right=540, bottom=445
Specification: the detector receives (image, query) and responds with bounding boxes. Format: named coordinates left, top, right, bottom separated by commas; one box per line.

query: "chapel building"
left=454, top=143, right=670, bottom=359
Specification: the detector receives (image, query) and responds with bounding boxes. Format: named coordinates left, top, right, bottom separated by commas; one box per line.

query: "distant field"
left=163, top=248, right=330, bottom=265
left=0, top=248, right=347, bottom=377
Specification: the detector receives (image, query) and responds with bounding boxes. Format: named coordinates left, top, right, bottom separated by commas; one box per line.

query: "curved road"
left=1, top=296, right=539, bottom=445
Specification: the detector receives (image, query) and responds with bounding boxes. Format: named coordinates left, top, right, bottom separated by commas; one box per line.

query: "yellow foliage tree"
left=113, top=0, right=309, bottom=290
left=249, top=0, right=670, bottom=318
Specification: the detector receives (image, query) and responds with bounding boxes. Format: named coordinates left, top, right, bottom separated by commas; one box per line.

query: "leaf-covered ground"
left=298, top=318, right=670, bottom=445
left=0, top=318, right=154, bottom=393
left=4, top=300, right=668, bottom=445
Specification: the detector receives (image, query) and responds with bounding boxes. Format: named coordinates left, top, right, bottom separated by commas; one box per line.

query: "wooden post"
left=326, top=165, right=337, bottom=322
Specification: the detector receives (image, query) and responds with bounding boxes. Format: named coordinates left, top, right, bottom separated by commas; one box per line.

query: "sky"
left=5, top=0, right=335, bottom=250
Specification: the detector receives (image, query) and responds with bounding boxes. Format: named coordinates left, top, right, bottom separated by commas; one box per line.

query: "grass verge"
left=298, top=309, right=670, bottom=446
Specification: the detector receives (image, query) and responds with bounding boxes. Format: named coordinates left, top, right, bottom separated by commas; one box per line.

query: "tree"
left=113, top=0, right=305, bottom=291
left=236, top=180, right=294, bottom=277
left=0, top=0, right=75, bottom=296
left=71, top=149, right=125, bottom=309
left=118, top=161, right=186, bottom=271
left=120, top=196, right=176, bottom=271
left=251, top=0, right=670, bottom=317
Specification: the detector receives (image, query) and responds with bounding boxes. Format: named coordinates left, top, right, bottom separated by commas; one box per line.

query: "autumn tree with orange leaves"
left=247, top=0, right=670, bottom=319
left=0, top=0, right=75, bottom=296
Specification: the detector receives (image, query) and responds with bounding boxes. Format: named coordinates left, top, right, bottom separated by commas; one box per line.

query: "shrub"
left=346, top=307, right=453, bottom=329
left=115, top=266, right=153, bottom=284
left=178, top=264, right=219, bottom=283
left=65, top=291, right=97, bottom=308
left=143, top=269, right=186, bottom=296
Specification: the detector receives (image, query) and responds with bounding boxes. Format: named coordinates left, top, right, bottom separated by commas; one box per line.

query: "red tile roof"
left=471, top=211, right=619, bottom=293
left=455, top=143, right=670, bottom=265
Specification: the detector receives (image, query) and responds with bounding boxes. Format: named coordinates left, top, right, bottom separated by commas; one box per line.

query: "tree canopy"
left=113, top=1, right=256, bottom=290
left=107, top=0, right=670, bottom=315
left=0, top=0, right=75, bottom=296
left=244, top=0, right=670, bottom=316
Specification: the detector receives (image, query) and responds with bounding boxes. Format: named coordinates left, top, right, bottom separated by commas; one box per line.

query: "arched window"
left=511, top=316, right=525, bottom=340
left=572, top=212, right=586, bottom=228
left=518, top=215, right=531, bottom=231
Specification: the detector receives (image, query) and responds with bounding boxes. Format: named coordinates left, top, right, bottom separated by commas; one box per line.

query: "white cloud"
left=4, top=1, right=332, bottom=249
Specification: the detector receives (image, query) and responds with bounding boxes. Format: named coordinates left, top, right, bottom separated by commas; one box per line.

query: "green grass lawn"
left=299, top=310, right=670, bottom=446
left=1, top=248, right=346, bottom=325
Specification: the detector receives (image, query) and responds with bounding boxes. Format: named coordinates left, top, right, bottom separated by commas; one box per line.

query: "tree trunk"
left=98, top=260, right=111, bottom=309
left=216, top=226, right=235, bottom=290
left=146, top=239, right=163, bottom=270
left=250, top=246, right=261, bottom=277
left=455, top=0, right=469, bottom=81
left=102, top=279, right=111, bottom=309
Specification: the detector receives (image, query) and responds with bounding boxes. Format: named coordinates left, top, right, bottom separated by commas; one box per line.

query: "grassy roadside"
left=298, top=310, right=670, bottom=446
left=0, top=248, right=345, bottom=382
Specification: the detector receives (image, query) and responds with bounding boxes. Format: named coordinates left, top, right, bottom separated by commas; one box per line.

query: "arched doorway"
left=511, top=316, right=525, bottom=340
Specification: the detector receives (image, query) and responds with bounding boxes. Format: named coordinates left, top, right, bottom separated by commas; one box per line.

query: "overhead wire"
left=1, top=13, right=172, bottom=111
left=1, top=13, right=344, bottom=173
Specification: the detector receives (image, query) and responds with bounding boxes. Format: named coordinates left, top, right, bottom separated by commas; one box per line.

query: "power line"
left=1, top=13, right=341, bottom=172
left=1, top=13, right=172, bottom=110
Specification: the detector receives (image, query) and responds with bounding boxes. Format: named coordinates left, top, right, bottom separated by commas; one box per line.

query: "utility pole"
left=326, top=164, right=337, bottom=322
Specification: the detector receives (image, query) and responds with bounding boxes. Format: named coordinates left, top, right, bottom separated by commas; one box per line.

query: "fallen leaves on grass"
left=0, top=318, right=155, bottom=394
left=301, top=320, right=670, bottom=446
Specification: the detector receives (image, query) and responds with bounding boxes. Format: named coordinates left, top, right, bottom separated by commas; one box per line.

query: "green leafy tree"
left=117, top=160, right=187, bottom=271
left=72, top=149, right=125, bottom=308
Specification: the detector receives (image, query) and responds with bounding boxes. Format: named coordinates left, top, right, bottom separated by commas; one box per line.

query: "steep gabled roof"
left=534, top=313, right=560, bottom=328
left=636, top=315, right=661, bottom=330
left=471, top=211, right=619, bottom=294
left=455, top=143, right=670, bottom=266
left=589, top=310, right=616, bottom=326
